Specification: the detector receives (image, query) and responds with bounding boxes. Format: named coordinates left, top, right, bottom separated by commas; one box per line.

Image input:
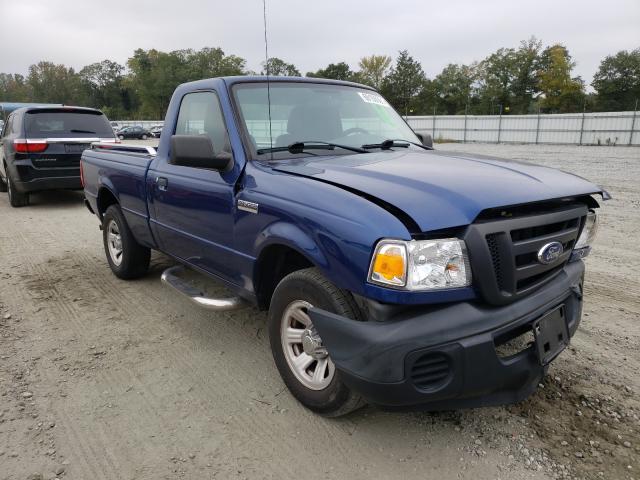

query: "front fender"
left=254, top=221, right=329, bottom=270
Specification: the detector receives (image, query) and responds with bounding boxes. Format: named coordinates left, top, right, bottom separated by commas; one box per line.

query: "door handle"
left=156, top=177, right=168, bottom=191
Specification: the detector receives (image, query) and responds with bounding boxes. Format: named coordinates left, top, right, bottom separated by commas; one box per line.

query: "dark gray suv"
left=0, top=106, right=116, bottom=207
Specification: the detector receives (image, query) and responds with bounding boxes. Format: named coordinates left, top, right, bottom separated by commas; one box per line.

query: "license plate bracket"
left=533, top=305, right=569, bottom=366
left=64, top=143, right=90, bottom=153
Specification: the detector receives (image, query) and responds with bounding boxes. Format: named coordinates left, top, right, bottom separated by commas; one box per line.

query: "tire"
left=118, top=135, right=124, bottom=140
left=0, top=170, right=7, bottom=193
left=102, top=205, right=150, bottom=279
left=141, top=134, right=148, bottom=140
left=7, top=173, right=29, bottom=207
left=268, top=267, right=365, bottom=417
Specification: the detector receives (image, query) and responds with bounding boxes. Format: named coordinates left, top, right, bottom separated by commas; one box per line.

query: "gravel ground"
left=0, top=143, right=638, bottom=480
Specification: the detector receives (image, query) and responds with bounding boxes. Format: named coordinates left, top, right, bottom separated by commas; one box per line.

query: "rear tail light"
left=14, top=139, right=48, bottom=153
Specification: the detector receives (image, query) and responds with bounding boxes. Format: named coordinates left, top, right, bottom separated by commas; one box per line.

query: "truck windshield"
left=233, top=82, right=420, bottom=158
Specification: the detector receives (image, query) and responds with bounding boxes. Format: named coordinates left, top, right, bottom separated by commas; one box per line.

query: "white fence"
left=406, top=111, right=639, bottom=146
left=112, top=120, right=164, bottom=129
left=115, top=110, right=640, bottom=147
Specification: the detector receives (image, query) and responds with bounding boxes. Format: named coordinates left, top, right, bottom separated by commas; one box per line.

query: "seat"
left=275, top=104, right=343, bottom=147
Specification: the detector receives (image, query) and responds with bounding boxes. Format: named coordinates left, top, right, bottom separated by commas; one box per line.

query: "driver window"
left=175, top=91, right=231, bottom=156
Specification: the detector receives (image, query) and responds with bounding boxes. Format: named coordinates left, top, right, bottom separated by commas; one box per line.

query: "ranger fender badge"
left=237, top=199, right=259, bottom=214
left=537, top=241, right=564, bottom=265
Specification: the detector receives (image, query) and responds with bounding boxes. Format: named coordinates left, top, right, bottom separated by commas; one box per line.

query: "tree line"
left=1, top=39, right=638, bottom=120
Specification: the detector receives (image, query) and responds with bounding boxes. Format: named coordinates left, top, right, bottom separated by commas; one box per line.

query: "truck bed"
left=81, top=144, right=157, bottom=248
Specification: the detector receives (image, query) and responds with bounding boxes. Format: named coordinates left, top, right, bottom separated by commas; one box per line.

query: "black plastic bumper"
left=309, top=260, right=585, bottom=410
left=14, top=175, right=82, bottom=193
left=9, top=160, right=81, bottom=193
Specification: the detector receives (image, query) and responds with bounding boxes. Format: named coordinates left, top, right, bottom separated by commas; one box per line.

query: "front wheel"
left=118, top=135, right=124, bottom=140
left=141, top=134, right=148, bottom=140
left=103, top=205, right=150, bottom=279
left=268, top=268, right=365, bottom=417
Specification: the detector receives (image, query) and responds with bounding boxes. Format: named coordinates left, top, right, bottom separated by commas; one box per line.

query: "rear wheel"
left=0, top=170, right=7, bottom=193
left=103, top=205, right=150, bottom=279
left=268, top=268, right=365, bottom=417
left=7, top=174, right=29, bottom=207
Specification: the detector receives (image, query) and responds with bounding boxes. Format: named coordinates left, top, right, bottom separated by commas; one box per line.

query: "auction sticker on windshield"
left=358, top=92, right=391, bottom=107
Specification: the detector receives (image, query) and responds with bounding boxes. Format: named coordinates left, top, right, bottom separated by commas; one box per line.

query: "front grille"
left=465, top=205, right=587, bottom=305
left=409, top=352, right=451, bottom=391
left=486, top=233, right=505, bottom=291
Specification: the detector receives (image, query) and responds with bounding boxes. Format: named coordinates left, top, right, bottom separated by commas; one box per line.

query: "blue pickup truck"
left=82, top=76, right=606, bottom=416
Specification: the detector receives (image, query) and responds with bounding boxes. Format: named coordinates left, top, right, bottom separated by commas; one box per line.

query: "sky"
left=1, top=0, right=639, bottom=86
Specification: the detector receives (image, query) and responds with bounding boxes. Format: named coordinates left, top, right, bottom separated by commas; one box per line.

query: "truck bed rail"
left=91, top=143, right=157, bottom=156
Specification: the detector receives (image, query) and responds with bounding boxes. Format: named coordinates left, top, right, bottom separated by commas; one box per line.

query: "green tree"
left=0, top=73, right=29, bottom=102
left=79, top=60, right=128, bottom=119
left=511, top=37, right=543, bottom=113
left=306, top=62, right=355, bottom=81
left=537, top=45, right=585, bottom=113
left=431, top=63, right=476, bottom=114
left=261, top=57, right=300, bottom=76
left=127, top=49, right=165, bottom=118
left=357, top=55, right=392, bottom=89
left=592, top=48, right=640, bottom=111
left=476, top=48, right=517, bottom=114
left=26, top=61, right=85, bottom=105
left=381, top=50, right=425, bottom=115
left=473, top=38, right=544, bottom=115
left=185, top=47, right=246, bottom=78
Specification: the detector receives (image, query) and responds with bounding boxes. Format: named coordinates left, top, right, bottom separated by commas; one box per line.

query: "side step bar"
left=160, top=265, right=246, bottom=311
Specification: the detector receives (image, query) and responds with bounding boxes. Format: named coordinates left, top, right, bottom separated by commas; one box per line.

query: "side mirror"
left=170, top=135, right=232, bottom=171
left=415, top=132, right=433, bottom=148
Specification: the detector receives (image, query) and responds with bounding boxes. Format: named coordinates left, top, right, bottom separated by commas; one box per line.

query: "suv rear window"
left=24, top=109, right=114, bottom=138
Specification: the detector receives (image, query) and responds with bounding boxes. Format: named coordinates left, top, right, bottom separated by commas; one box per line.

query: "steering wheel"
left=342, top=127, right=369, bottom=136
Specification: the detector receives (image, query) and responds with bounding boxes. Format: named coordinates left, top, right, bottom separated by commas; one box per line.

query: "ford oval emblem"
left=537, top=242, right=564, bottom=265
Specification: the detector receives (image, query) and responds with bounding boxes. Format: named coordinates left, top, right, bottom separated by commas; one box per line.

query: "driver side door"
left=149, top=90, right=241, bottom=285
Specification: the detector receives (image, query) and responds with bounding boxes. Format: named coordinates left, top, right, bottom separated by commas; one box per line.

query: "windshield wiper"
left=257, top=141, right=368, bottom=155
left=362, top=139, right=433, bottom=150
left=70, top=129, right=97, bottom=134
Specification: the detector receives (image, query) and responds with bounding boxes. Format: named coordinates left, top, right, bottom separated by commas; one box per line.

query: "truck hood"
left=272, top=149, right=606, bottom=232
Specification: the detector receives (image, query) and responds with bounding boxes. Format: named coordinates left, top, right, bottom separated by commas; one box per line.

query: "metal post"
left=432, top=106, right=436, bottom=140
left=535, top=108, right=541, bottom=144
left=579, top=102, right=586, bottom=146
left=629, top=99, right=638, bottom=146
left=497, top=104, right=503, bottom=143
left=463, top=103, right=468, bottom=143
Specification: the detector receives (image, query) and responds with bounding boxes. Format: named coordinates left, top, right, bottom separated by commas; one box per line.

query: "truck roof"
left=178, top=75, right=377, bottom=92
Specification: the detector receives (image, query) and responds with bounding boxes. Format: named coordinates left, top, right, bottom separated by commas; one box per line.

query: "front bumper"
left=309, top=260, right=585, bottom=410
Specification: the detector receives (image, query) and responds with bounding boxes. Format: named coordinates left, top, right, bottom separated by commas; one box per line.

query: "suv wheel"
left=103, top=205, right=150, bottom=279
left=268, top=268, right=365, bottom=417
left=7, top=174, right=29, bottom=207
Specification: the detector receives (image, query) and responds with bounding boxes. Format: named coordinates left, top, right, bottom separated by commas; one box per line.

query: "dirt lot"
left=0, top=143, right=638, bottom=480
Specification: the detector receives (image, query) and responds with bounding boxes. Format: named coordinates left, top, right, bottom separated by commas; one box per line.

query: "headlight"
left=368, top=238, right=472, bottom=290
left=574, top=211, right=598, bottom=250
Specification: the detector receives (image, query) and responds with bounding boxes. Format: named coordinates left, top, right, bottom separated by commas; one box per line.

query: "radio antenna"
left=262, top=0, right=273, bottom=158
